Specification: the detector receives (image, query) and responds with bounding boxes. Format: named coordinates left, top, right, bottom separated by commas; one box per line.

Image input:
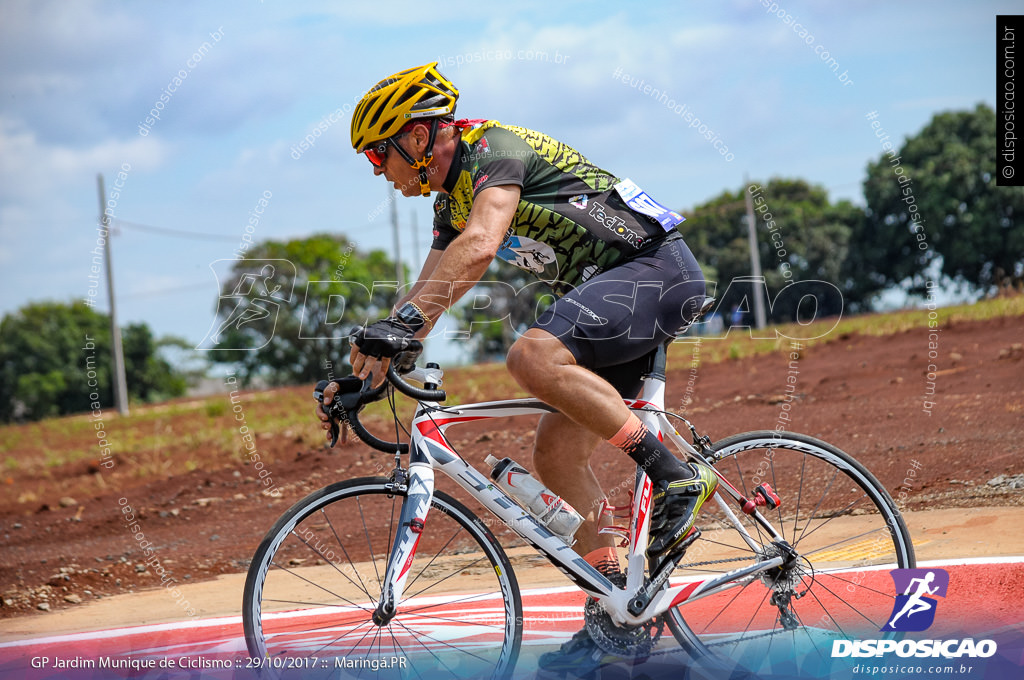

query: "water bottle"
left=485, top=455, right=583, bottom=543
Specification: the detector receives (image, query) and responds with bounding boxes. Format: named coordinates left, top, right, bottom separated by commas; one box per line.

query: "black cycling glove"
left=350, top=318, right=416, bottom=359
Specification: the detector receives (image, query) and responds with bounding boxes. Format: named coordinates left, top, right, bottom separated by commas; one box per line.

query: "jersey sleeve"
left=469, top=129, right=528, bottom=195
left=431, top=214, right=459, bottom=250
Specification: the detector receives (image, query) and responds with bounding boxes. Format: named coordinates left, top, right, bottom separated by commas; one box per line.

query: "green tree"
left=681, top=178, right=856, bottom=321
left=206, top=234, right=402, bottom=385
left=123, top=324, right=189, bottom=402
left=0, top=301, right=188, bottom=422
left=858, top=103, right=1024, bottom=296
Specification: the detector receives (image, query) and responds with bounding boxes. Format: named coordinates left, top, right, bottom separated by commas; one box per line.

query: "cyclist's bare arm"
left=381, top=184, right=520, bottom=338
left=393, top=247, right=445, bottom=314
left=403, top=185, right=520, bottom=329
left=345, top=184, right=520, bottom=386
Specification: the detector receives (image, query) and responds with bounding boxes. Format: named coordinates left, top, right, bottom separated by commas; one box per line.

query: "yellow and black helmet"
left=350, top=62, right=459, bottom=152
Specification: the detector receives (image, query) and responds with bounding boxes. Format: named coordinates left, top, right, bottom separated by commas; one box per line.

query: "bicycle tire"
left=664, top=431, right=915, bottom=676
left=243, top=477, right=523, bottom=679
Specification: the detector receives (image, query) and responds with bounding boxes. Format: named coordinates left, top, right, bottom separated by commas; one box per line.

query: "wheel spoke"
left=357, top=494, right=384, bottom=587
left=813, top=570, right=897, bottom=600
left=392, top=617, right=494, bottom=666
left=404, top=554, right=493, bottom=602
left=807, top=574, right=888, bottom=631
left=767, top=447, right=786, bottom=543
left=267, top=562, right=372, bottom=612
left=793, top=453, right=807, bottom=550
left=245, top=483, right=521, bottom=677
left=798, top=525, right=892, bottom=561
left=794, top=495, right=865, bottom=547
left=796, top=465, right=840, bottom=546
left=402, top=525, right=465, bottom=596
left=323, top=508, right=376, bottom=601
left=664, top=433, right=913, bottom=674
left=693, top=576, right=762, bottom=635
left=387, top=623, right=426, bottom=680
left=291, top=526, right=373, bottom=600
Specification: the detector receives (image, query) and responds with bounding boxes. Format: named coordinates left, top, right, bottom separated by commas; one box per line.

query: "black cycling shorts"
left=532, top=235, right=705, bottom=397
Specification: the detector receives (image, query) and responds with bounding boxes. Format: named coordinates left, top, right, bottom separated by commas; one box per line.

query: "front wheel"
left=243, top=477, right=523, bottom=679
left=665, top=431, right=915, bottom=676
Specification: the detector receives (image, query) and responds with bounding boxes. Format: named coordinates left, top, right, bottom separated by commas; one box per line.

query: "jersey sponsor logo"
left=561, top=296, right=606, bottom=324
left=473, top=174, right=490, bottom=191
left=496, top=235, right=556, bottom=275
left=588, top=201, right=645, bottom=248
left=434, top=196, right=447, bottom=214
left=475, top=137, right=489, bottom=153
left=569, top=194, right=589, bottom=209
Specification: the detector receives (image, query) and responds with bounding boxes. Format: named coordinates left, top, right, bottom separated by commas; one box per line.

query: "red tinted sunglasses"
left=363, top=139, right=391, bottom=168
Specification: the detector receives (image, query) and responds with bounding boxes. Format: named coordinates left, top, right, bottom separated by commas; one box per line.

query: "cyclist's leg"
left=508, top=329, right=632, bottom=439
left=507, top=236, right=712, bottom=559
left=533, top=411, right=613, bottom=557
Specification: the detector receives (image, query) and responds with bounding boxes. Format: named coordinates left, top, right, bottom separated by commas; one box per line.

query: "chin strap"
left=390, top=119, right=486, bottom=196
left=390, top=118, right=440, bottom=196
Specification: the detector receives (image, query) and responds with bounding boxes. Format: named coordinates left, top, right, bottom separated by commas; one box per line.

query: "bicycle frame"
left=375, top=363, right=790, bottom=630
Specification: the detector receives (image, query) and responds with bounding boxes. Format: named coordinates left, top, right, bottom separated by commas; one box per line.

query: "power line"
left=120, top=281, right=217, bottom=300
left=113, top=218, right=238, bottom=242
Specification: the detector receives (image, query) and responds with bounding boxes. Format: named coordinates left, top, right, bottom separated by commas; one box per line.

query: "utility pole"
left=390, top=188, right=404, bottom=290
left=96, top=174, right=130, bottom=415
left=410, top=210, right=420, bottom=271
left=743, top=175, right=768, bottom=330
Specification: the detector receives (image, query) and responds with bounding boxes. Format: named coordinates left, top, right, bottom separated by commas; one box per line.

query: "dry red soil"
left=1, top=314, right=1022, bottom=620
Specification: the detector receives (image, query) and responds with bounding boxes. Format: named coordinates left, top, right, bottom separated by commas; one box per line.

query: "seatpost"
left=644, top=342, right=669, bottom=384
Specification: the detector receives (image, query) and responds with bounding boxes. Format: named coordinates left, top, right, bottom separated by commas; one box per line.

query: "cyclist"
left=317, top=62, right=718, bottom=666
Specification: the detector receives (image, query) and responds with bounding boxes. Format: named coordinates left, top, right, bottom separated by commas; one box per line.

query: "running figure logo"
left=881, top=568, right=949, bottom=632
left=199, top=259, right=295, bottom=351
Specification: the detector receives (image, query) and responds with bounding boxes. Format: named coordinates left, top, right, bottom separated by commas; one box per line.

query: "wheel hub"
left=759, top=542, right=809, bottom=631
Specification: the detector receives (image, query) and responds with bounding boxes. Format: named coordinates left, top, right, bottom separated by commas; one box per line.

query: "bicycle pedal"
left=650, top=527, right=701, bottom=572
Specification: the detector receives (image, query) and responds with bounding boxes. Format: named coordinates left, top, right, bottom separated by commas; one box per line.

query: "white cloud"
left=0, top=118, right=168, bottom=202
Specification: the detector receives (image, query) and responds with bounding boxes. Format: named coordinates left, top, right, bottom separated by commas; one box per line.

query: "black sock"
left=622, top=428, right=694, bottom=484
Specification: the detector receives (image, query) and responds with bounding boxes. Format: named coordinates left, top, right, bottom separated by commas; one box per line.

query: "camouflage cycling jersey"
left=432, top=121, right=683, bottom=296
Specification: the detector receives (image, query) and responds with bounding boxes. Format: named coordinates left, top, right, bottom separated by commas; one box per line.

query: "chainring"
left=584, top=573, right=664, bottom=657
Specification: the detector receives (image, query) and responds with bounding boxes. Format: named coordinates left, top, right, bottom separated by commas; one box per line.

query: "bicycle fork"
left=373, top=461, right=435, bottom=626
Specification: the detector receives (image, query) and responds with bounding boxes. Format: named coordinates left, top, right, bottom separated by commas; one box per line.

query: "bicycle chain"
left=676, top=554, right=760, bottom=569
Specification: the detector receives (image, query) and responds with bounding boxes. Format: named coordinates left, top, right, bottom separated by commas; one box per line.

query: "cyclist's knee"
left=507, top=333, right=567, bottom=387
left=505, top=339, right=530, bottom=386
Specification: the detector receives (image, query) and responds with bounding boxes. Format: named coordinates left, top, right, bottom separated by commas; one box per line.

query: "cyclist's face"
left=369, top=131, right=425, bottom=197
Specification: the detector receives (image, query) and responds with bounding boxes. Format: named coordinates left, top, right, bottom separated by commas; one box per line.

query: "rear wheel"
left=665, top=431, right=915, bottom=675
left=243, top=477, right=523, bottom=679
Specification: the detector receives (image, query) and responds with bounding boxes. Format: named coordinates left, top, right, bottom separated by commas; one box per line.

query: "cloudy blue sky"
left=0, top=0, right=1013, bottom=364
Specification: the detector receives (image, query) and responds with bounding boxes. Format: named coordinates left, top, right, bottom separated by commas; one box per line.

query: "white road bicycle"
left=243, top=328, right=914, bottom=679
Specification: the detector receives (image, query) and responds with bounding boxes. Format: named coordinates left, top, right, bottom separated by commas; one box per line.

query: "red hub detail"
left=740, top=483, right=782, bottom=515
